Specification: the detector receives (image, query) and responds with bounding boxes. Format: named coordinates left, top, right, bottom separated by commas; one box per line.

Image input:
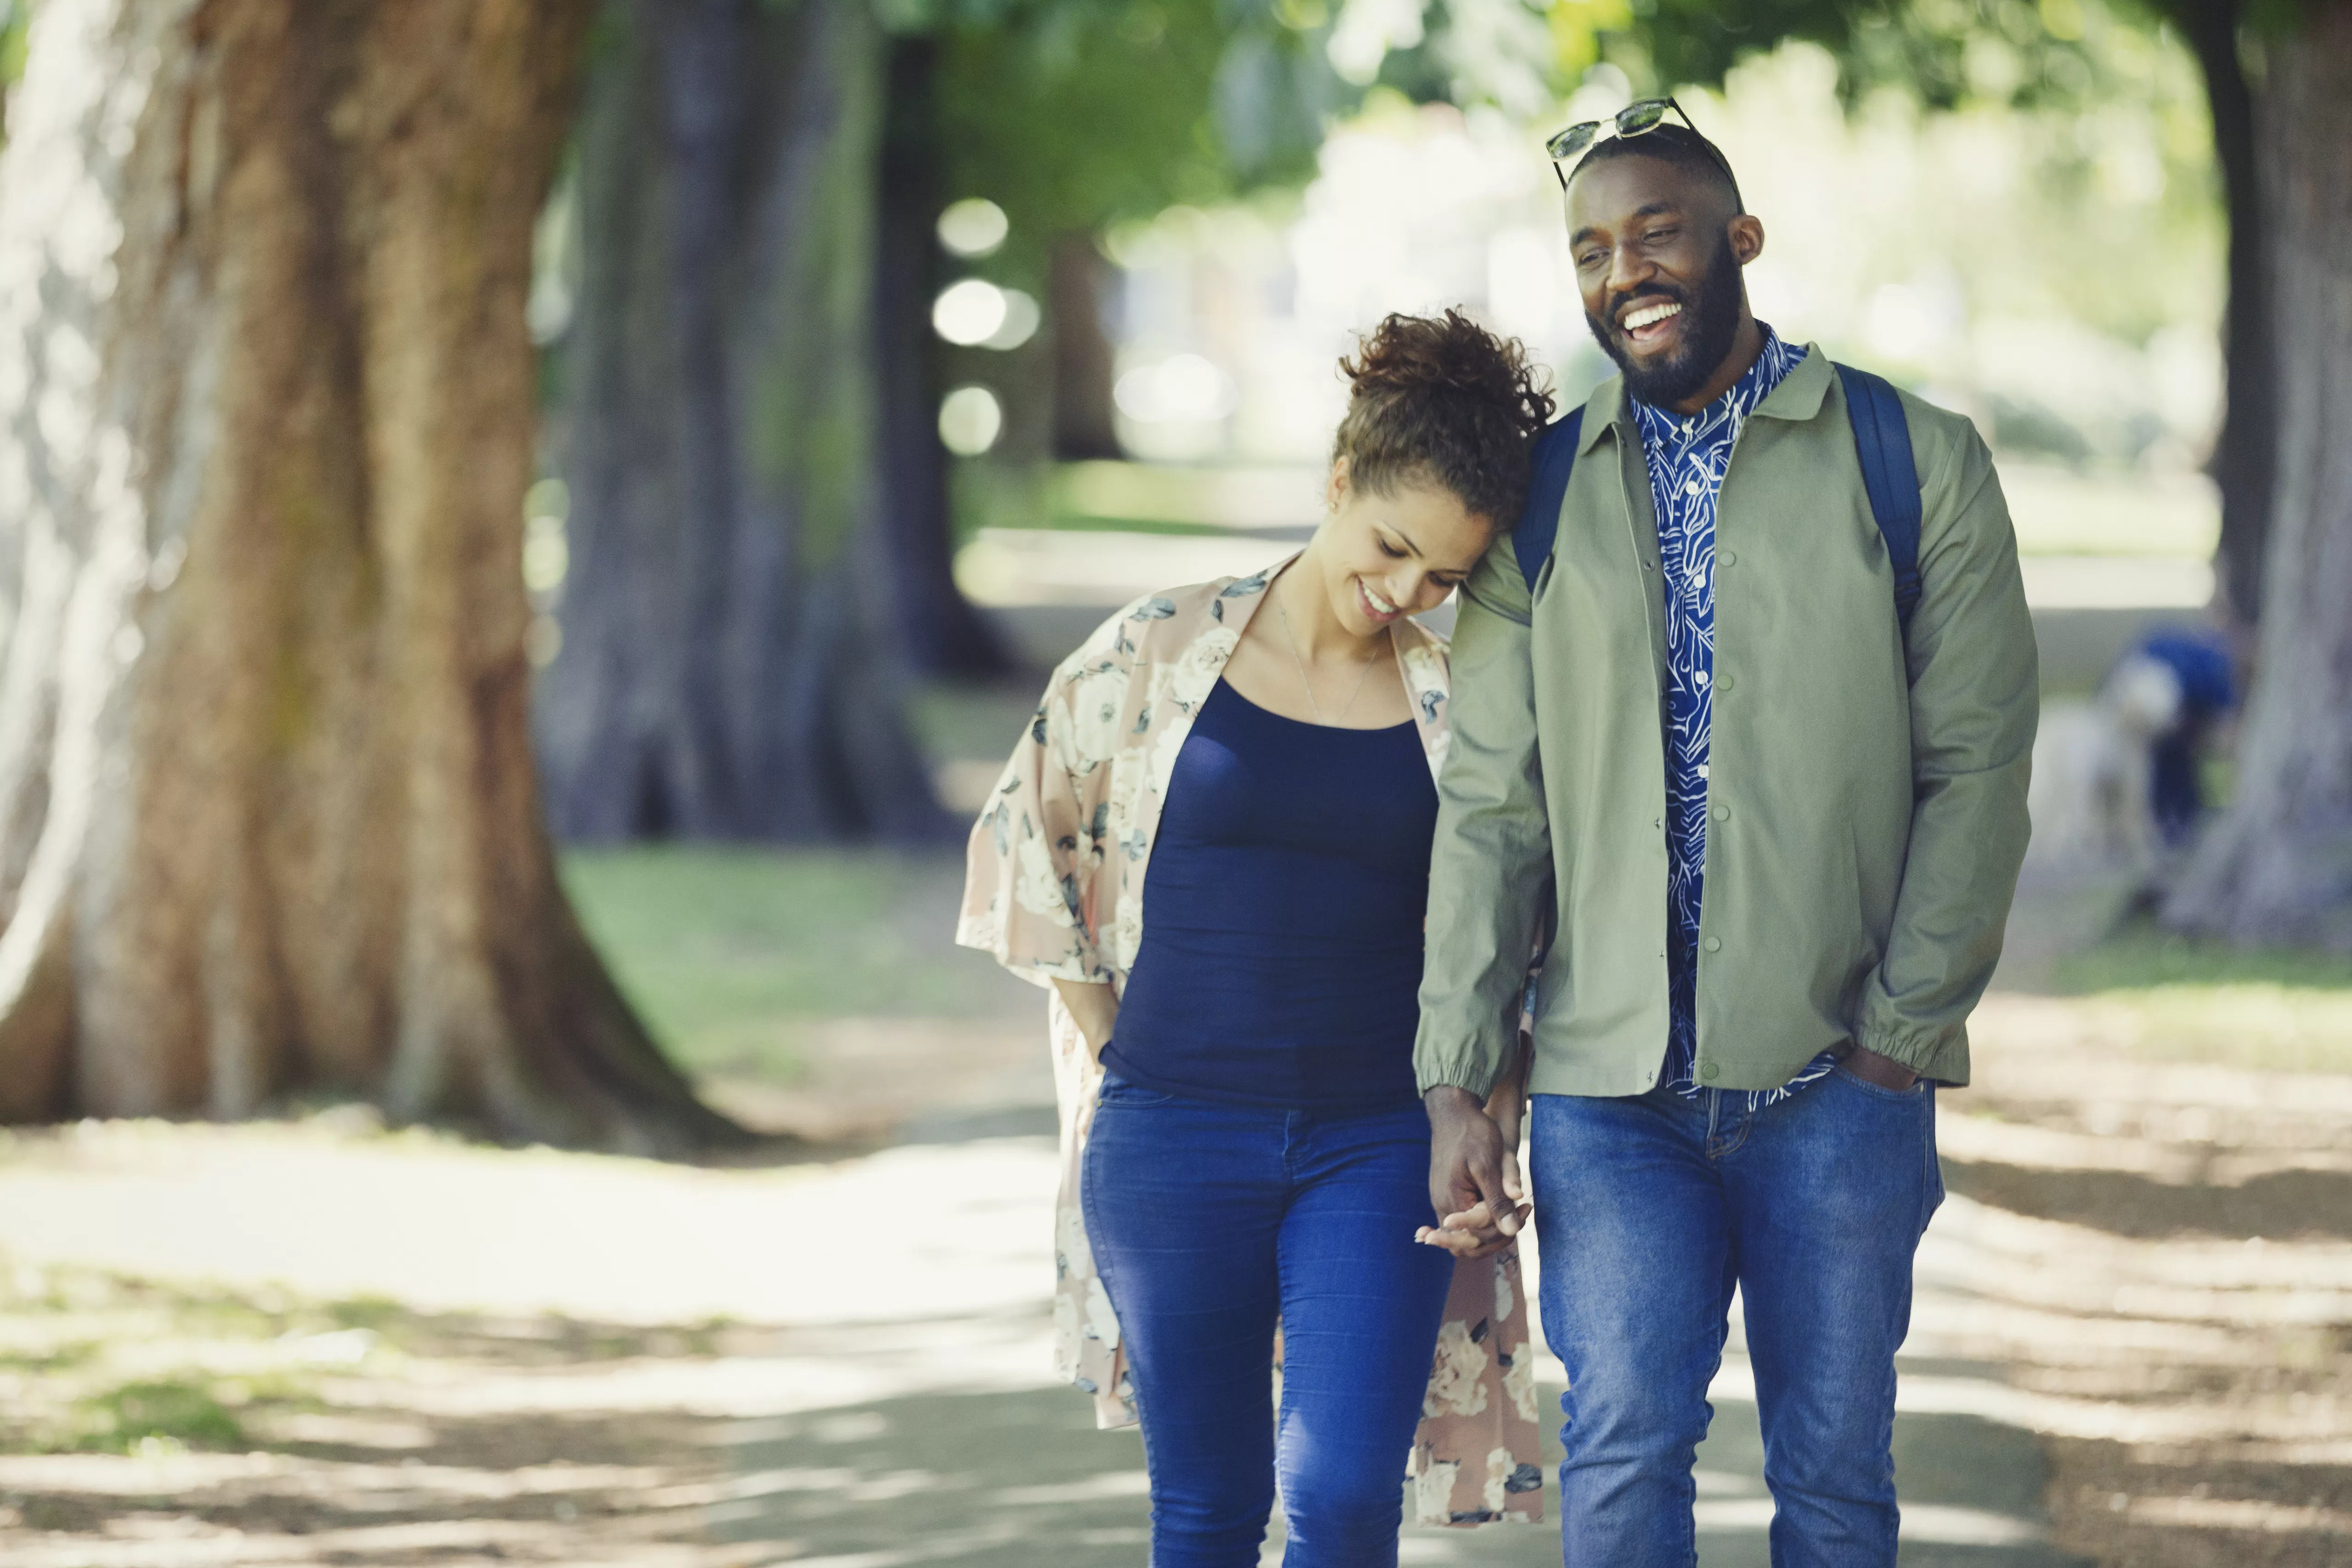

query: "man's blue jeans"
left=1529, top=1070, right=1943, bottom=1568
left=1080, top=1074, right=1454, bottom=1568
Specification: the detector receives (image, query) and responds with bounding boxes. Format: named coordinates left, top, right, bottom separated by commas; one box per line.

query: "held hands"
left=1418, top=1084, right=1531, bottom=1260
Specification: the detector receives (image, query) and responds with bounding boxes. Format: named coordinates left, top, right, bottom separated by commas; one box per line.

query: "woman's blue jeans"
left=1080, top=1074, right=1455, bottom=1568
left=1530, top=1070, right=1944, bottom=1568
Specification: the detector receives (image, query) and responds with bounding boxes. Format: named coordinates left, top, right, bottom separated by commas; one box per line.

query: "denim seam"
left=1704, top=1090, right=1755, bottom=1160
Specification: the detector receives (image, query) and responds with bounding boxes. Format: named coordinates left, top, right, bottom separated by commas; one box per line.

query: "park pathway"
left=0, top=939, right=2341, bottom=1562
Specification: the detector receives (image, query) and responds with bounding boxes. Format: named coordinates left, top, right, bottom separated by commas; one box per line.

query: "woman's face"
left=1313, top=462, right=1494, bottom=635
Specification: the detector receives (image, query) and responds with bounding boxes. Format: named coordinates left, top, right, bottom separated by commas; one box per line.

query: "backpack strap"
left=1833, top=363, right=1923, bottom=632
left=1510, top=372, right=1923, bottom=630
left=1512, top=408, right=1584, bottom=596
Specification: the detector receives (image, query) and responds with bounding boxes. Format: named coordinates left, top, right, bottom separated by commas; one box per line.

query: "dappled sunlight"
left=1937, top=996, right=2352, bottom=1563
left=0, top=952, right=2338, bottom=1563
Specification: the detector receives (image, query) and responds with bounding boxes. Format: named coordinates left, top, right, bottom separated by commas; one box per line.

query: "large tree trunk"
left=532, top=0, right=950, bottom=839
left=0, top=0, right=741, bottom=1152
left=2175, top=0, right=2275, bottom=629
left=873, top=35, right=1007, bottom=679
left=2161, top=0, right=2352, bottom=945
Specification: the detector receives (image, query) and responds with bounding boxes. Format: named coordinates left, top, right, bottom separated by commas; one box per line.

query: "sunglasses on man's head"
left=1544, top=96, right=1739, bottom=198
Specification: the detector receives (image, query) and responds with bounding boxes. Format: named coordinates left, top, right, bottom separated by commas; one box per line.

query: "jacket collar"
left=1574, top=337, right=1833, bottom=450
left=1576, top=376, right=1623, bottom=456
left=1752, top=342, right=1832, bottom=422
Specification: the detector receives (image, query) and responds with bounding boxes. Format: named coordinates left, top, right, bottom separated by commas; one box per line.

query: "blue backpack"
left=1511, top=363, right=1923, bottom=633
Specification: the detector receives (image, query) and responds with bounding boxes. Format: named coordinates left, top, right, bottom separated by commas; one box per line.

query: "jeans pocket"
left=1096, top=1069, right=1178, bottom=1109
left=1831, top=1063, right=1930, bottom=1104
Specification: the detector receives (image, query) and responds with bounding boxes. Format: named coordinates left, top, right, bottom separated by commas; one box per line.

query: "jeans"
left=1080, top=1074, right=1455, bottom=1568
left=1529, top=1069, right=1943, bottom=1568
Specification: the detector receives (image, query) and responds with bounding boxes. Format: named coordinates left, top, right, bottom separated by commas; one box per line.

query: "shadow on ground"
left=717, top=1382, right=2086, bottom=1567
left=1942, top=1159, right=2352, bottom=1242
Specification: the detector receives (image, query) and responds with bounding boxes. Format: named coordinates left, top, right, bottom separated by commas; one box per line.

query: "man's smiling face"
left=1567, top=152, right=1764, bottom=409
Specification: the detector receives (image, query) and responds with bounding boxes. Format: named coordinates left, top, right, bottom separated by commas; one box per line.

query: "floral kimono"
left=956, top=559, right=1545, bottom=1527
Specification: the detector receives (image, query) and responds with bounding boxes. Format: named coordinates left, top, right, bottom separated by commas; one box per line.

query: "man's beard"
left=1584, top=232, right=1745, bottom=408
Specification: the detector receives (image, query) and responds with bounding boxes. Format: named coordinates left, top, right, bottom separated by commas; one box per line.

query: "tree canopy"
left=932, top=2, right=1341, bottom=260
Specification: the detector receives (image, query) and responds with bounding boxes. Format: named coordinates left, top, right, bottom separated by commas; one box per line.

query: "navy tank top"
left=1104, top=677, right=1438, bottom=1112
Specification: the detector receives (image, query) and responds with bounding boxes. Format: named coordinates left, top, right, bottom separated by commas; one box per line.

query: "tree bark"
left=873, top=34, right=1007, bottom=679
left=2162, top=0, right=2352, bottom=946
left=533, top=0, right=951, bottom=839
left=1050, top=232, right=1122, bottom=462
left=2173, top=0, right=2275, bottom=629
left=0, top=0, right=741, bottom=1151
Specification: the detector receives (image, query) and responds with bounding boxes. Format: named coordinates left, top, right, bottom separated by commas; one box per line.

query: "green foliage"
left=1621, top=0, right=2150, bottom=110
left=0, top=0, right=30, bottom=145
left=928, top=1, right=1347, bottom=272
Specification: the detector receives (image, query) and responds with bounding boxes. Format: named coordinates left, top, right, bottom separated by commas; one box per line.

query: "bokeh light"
left=939, top=385, right=1004, bottom=455
left=1113, top=353, right=1237, bottom=424
left=936, top=198, right=1009, bottom=258
left=933, top=279, right=1009, bottom=346
left=984, top=289, right=1040, bottom=350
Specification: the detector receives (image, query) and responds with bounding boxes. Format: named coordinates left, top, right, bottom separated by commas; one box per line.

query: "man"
left=1414, top=111, right=2036, bottom=1566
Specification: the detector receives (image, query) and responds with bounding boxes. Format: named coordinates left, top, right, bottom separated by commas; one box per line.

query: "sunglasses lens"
left=1547, top=122, right=1600, bottom=160
left=1617, top=100, right=1669, bottom=136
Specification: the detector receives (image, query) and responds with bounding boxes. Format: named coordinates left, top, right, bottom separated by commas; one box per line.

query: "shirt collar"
left=1629, top=323, right=1805, bottom=445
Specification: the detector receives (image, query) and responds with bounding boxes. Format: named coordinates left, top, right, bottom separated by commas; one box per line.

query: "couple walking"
left=960, top=108, right=2036, bottom=1568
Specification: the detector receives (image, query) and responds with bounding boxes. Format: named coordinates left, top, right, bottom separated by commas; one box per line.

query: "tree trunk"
left=0, top=0, right=741, bottom=1151
left=2174, top=0, right=2275, bottom=629
left=532, top=0, right=950, bottom=839
left=2161, top=0, right=2352, bottom=945
left=1050, top=232, right=1123, bottom=462
left=873, top=34, right=1008, bottom=679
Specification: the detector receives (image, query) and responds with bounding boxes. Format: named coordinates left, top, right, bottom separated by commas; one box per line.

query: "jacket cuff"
left=1416, top=1050, right=1502, bottom=1102
left=1854, top=1021, right=1970, bottom=1087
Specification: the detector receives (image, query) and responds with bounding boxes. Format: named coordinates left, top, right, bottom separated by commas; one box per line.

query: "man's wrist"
left=1424, top=1083, right=1488, bottom=1121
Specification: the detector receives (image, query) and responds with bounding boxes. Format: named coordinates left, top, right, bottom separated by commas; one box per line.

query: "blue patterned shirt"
left=1631, top=326, right=1840, bottom=1107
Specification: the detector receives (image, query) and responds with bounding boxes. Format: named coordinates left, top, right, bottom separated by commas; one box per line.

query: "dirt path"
left=0, top=886, right=2341, bottom=1564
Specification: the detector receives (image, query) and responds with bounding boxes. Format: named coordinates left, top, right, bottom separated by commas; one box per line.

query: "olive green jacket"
left=1414, top=348, right=2037, bottom=1098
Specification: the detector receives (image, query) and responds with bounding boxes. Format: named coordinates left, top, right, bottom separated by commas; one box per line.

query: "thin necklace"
left=1276, top=588, right=1387, bottom=724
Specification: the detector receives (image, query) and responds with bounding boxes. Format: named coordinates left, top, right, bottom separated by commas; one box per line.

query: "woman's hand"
left=1052, top=979, right=1119, bottom=1063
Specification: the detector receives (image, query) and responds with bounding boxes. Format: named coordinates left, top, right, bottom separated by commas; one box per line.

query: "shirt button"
left=1703, top=935, right=1722, bottom=952
left=1712, top=804, right=1729, bottom=822
left=1720, top=549, right=1737, bottom=566
left=1717, top=674, right=1735, bottom=692
left=1700, top=1062, right=1721, bottom=1081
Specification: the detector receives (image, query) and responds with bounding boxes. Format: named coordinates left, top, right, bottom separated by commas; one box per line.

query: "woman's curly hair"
left=1333, top=308, right=1555, bottom=527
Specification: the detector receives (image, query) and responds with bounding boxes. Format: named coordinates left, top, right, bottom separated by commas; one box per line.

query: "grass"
left=2056, top=923, right=2352, bottom=1076
left=76, top=1379, right=247, bottom=1453
left=0, top=1258, right=746, bottom=1463
left=0, top=1268, right=340, bottom=1455
left=560, top=847, right=1023, bottom=1085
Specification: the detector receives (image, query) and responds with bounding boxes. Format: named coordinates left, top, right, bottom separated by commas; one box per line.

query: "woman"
left=958, top=311, right=1549, bottom=1566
